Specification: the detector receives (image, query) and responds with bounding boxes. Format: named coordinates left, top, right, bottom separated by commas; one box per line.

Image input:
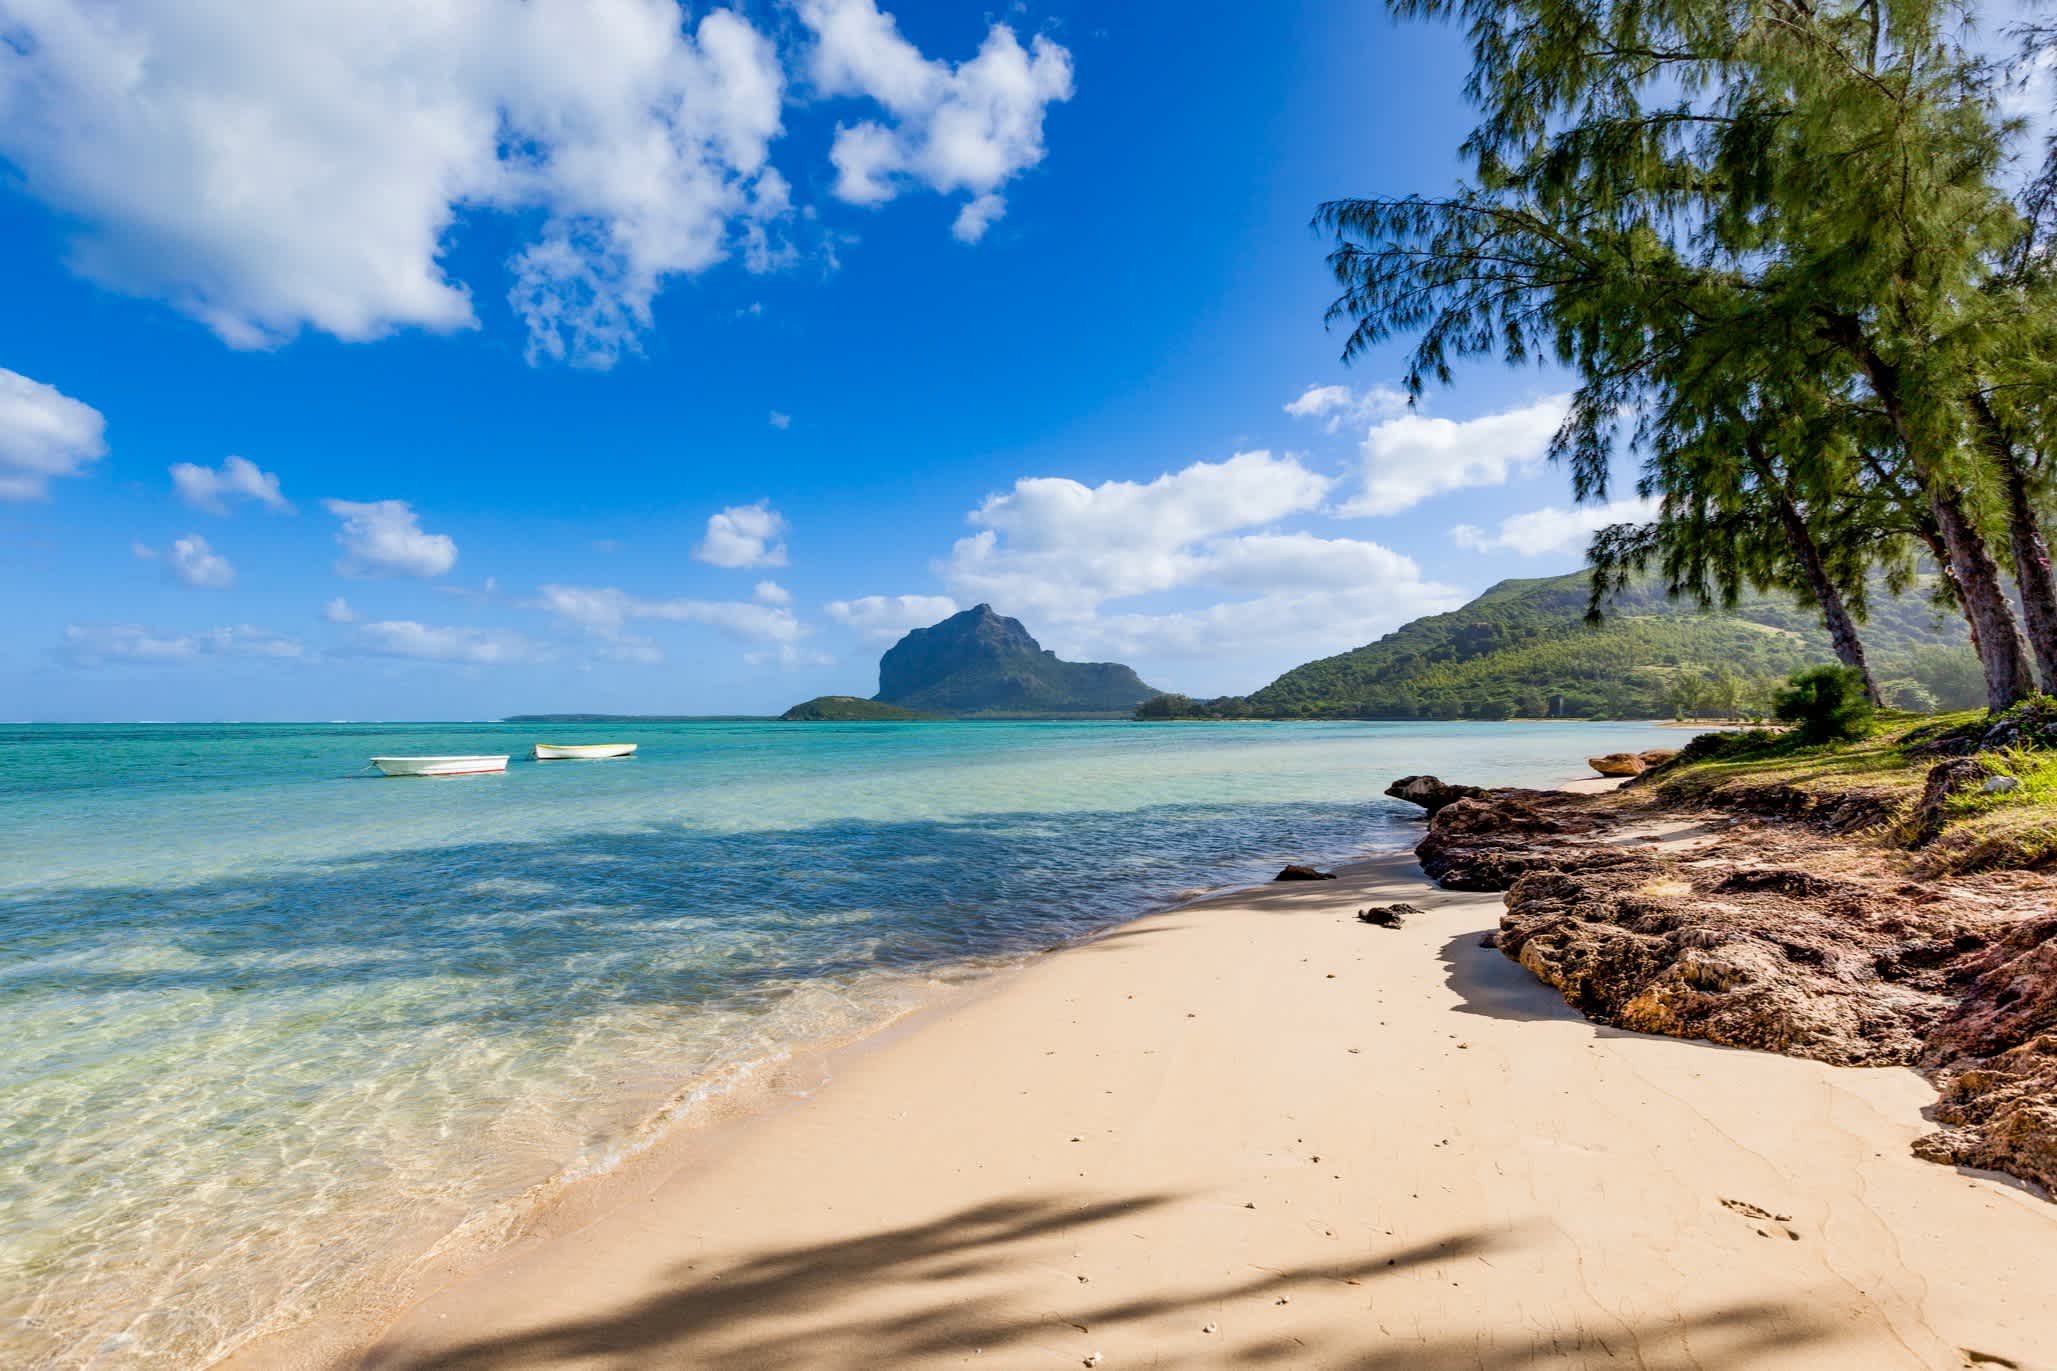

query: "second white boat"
left=370, top=755, right=510, bottom=777
left=531, top=742, right=638, bottom=760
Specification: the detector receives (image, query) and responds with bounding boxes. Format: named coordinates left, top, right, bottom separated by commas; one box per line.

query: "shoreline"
left=238, top=786, right=2057, bottom=1370
left=218, top=824, right=1442, bottom=1370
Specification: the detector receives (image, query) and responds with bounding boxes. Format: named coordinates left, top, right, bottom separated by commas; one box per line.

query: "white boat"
left=531, top=742, right=638, bottom=761
left=370, top=755, right=510, bottom=777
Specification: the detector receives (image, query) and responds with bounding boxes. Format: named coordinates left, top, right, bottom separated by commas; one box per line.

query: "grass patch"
left=1644, top=710, right=2057, bottom=873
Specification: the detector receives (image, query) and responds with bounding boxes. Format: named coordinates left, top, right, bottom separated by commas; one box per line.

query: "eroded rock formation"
left=1414, top=783, right=2057, bottom=1197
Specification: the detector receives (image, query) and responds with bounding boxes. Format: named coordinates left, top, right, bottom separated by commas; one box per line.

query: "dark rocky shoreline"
left=1390, top=771, right=2057, bottom=1198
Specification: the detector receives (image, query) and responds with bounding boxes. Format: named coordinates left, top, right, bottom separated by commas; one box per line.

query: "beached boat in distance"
left=532, top=742, right=637, bottom=760
left=370, top=755, right=510, bottom=777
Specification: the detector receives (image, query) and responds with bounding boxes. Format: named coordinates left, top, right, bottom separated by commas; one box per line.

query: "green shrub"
left=1669, top=728, right=1782, bottom=765
left=1772, top=665, right=1876, bottom=744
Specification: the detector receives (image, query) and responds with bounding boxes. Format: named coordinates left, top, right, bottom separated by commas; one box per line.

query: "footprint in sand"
left=1720, top=1197, right=1801, bottom=1241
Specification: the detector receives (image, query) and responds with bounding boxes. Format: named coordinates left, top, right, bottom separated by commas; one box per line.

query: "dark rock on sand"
left=1357, top=903, right=1419, bottom=928
left=1588, top=752, right=1648, bottom=777
left=1383, top=775, right=1488, bottom=817
left=1275, top=864, right=1337, bottom=881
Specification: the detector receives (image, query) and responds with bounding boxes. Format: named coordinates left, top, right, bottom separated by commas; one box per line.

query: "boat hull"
left=370, top=755, right=510, bottom=777
left=532, top=743, right=637, bottom=760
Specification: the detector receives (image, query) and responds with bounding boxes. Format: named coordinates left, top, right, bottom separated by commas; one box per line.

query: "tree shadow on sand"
left=367, top=1188, right=1837, bottom=1371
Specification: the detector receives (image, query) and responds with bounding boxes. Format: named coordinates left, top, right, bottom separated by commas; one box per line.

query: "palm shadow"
left=366, top=1188, right=1841, bottom=1370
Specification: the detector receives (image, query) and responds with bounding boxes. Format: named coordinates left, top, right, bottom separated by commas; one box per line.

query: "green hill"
left=1140, top=571, right=1981, bottom=721
left=779, top=696, right=937, bottom=721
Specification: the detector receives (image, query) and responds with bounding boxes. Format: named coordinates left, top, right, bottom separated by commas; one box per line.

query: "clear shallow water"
left=0, top=718, right=1679, bottom=1367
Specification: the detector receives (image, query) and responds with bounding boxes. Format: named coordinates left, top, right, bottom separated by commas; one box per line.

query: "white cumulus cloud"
left=171, top=455, right=292, bottom=515
left=1282, top=381, right=1409, bottom=435
left=753, top=580, right=792, bottom=604
left=323, top=596, right=359, bottom=623
left=165, top=534, right=235, bottom=589
left=0, top=367, right=106, bottom=500
left=324, top=499, right=458, bottom=579
left=694, top=500, right=788, bottom=568
left=0, top=2, right=790, bottom=368
left=63, top=622, right=305, bottom=665
left=826, top=593, right=959, bottom=640
left=951, top=192, right=1005, bottom=243
left=802, top=0, right=1072, bottom=237
left=1451, top=495, right=1660, bottom=558
left=354, top=620, right=549, bottom=665
left=941, top=451, right=1335, bottom=620
left=930, top=450, right=1465, bottom=695
left=0, top=1, right=1079, bottom=365
left=769, top=410, right=792, bottom=429
left=1343, top=395, right=1571, bottom=517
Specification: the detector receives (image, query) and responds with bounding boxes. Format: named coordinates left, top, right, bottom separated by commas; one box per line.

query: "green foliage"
left=1772, top=666, right=1876, bottom=744
left=1139, top=569, right=1978, bottom=721
left=1319, top=0, right=2057, bottom=710
left=778, top=696, right=936, bottom=722
left=1902, top=645, right=1989, bottom=712
left=1669, top=729, right=1781, bottom=766
left=1878, top=677, right=1940, bottom=713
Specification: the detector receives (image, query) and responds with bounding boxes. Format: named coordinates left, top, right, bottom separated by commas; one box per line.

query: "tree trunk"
left=2003, top=457, right=2057, bottom=693
left=1969, top=392, right=2057, bottom=693
left=1837, top=330, right=2037, bottom=710
left=1746, top=436, right=1882, bottom=704
left=1930, top=483, right=2039, bottom=711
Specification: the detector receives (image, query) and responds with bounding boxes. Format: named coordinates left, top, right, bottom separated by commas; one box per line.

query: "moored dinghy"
left=532, top=742, right=637, bottom=760
left=370, top=755, right=510, bottom=777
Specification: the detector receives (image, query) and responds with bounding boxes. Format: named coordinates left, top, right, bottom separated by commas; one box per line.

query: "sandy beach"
left=243, top=830, right=2057, bottom=1371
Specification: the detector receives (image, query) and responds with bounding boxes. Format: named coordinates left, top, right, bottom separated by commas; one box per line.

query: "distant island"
left=1139, top=569, right=1982, bottom=721
left=781, top=604, right=1161, bottom=720
left=778, top=696, right=938, bottom=722
left=502, top=714, right=765, bottom=723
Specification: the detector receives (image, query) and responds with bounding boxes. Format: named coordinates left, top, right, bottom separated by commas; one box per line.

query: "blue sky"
left=0, top=0, right=1641, bottom=720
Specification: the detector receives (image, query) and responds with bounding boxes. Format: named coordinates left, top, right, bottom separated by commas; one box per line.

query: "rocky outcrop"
left=1415, top=789, right=1614, bottom=891
left=1588, top=752, right=1649, bottom=777
left=1915, top=915, right=2057, bottom=1194
left=1421, top=778, right=2057, bottom=1197
left=1383, top=775, right=1487, bottom=816
left=1274, top=864, right=1336, bottom=881
left=1495, top=857, right=1967, bottom=1064
left=1907, top=756, right=2000, bottom=845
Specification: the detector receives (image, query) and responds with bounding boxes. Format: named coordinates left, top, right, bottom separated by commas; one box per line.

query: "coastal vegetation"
left=1137, top=570, right=1980, bottom=720
left=1317, top=0, right=2057, bottom=714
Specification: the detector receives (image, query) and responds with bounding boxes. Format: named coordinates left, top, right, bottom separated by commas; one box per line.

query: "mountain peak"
left=871, top=606, right=1159, bottom=716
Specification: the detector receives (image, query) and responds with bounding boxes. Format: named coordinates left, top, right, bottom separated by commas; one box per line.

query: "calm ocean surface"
left=0, top=718, right=1680, bottom=1367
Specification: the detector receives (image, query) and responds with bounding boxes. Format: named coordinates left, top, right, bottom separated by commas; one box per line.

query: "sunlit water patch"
left=0, top=719, right=1679, bottom=1366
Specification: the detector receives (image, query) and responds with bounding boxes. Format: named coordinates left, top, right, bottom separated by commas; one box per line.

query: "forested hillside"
left=1138, top=572, right=1982, bottom=720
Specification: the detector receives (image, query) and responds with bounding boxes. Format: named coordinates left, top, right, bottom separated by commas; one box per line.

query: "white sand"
left=243, top=852, right=2057, bottom=1370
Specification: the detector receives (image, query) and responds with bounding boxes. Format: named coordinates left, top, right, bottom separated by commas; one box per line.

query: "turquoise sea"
left=0, top=718, right=1681, bottom=1368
